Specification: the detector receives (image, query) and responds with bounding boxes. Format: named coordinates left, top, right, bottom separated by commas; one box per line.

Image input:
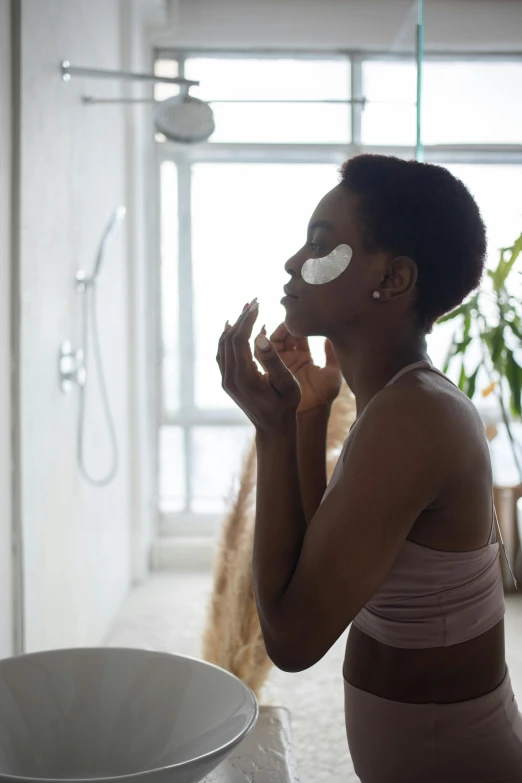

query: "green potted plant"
left=438, top=229, right=522, bottom=585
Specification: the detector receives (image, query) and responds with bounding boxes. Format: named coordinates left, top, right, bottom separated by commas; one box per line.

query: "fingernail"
left=242, top=303, right=249, bottom=312
left=249, top=300, right=259, bottom=312
left=224, top=320, right=230, bottom=330
left=256, top=334, right=270, bottom=351
left=261, top=324, right=266, bottom=334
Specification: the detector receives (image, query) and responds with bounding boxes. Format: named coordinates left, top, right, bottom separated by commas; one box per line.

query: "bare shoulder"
left=346, top=368, right=487, bottom=464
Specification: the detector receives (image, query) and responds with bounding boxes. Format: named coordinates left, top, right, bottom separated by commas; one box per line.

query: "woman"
left=216, top=154, right=522, bottom=782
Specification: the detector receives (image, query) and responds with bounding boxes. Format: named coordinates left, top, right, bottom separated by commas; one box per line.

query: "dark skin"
left=216, top=184, right=505, bottom=703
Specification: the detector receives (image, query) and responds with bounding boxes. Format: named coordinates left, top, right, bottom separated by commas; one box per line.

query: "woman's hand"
left=267, top=323, right=342, bottom=414
left=217, top=300, right=301, bottom=432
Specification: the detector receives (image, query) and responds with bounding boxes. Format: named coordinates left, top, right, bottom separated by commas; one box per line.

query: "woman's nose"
left=284, top=251, right=302, bottom=276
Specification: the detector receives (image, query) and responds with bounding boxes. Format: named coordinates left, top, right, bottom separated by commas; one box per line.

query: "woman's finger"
left=216, top=319, right=231, bottom=374
left=325, top=337, right=340, bottom=367
left=231, top=304, right=260, bottom=382
left=217, top=301, right=249, bottom=373
left=270, top=322, right=290, bottom=344
left=269, top=322, right=308, bottom=353
left=222, top=300, right=256, bottom=388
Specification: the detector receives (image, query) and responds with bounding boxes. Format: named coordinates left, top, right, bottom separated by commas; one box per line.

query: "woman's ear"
left=379, top=256, right=417, bottom=302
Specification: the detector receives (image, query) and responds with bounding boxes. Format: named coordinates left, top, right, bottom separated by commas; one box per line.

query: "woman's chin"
left=283, top=313, right=313, bottom=339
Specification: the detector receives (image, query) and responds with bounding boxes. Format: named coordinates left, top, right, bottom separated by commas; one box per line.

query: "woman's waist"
left=343, top=619, right=506, bottom=704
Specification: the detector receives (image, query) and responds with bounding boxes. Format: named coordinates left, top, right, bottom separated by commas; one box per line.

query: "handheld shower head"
left=74, top=204, right=126, bottom=487
left=92, top=205, right=126, bottom=282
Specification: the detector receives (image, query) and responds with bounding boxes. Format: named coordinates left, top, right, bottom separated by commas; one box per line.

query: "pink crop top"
left=323, top=360, right=518, bottom=649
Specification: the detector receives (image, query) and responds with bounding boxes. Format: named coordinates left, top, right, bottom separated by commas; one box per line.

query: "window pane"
left=442, top=164, right=522, bottom=268
left=154, top=59, right=180, bottom=102
left=362, top=61, right=417, bottom=146
left=183, top=57, right=351, bottom=144
left=428, top=164, right=522, bottom=377
left=191, top=162, right=340, bottom=409
left=160, top=161, right=180, bottom=414
left=207, top=102, right=350, bottom=144
left=423, top=62, right=522, bottom=145
left=185, top=58, right=351, bottom=102
left=362, top=59, right=522, bottom=146
left=159, top=426, right=185, bottom=512
left=191, top=426, right=254, bottom=513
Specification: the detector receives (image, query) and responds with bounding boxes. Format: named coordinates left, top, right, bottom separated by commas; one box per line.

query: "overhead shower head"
left=154, top=89, right=215, bottom=144
left=61, top=59, right=214, bottom=145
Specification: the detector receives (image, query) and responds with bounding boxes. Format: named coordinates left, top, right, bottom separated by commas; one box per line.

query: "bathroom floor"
left=104, top=572, right=522, bottom=783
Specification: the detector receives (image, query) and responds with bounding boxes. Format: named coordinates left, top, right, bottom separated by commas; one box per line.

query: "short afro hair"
left=339, top=154, right=486, bottom=332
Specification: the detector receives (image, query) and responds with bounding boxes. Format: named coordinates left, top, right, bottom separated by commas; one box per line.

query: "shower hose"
left=77, top=280, right=119, bottom=486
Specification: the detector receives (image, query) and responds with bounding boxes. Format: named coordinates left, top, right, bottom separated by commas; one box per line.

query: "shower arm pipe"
left=81, top=95, right=369, bottom=106
left=61, top=60, right=199, bottom=88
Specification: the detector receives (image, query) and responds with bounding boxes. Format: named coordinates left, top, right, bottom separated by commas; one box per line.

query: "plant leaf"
left=485, top=325, right=505, bottom=365
left=466, top=366, right=480, bottom=400
left=500, top=231, right=522, bottom=288
left=463, top=308, right=472, bottom=340
left=508, top=320, right=522, bottom=342
left=442, top=337, right=455, bottom=374
left=437, top=302, right=472, bottom=325
left=458, top=361, right=467, bottom=393
left=493, top=231, right=522, bottom=291
left=505, top=349, right=522, bottom=417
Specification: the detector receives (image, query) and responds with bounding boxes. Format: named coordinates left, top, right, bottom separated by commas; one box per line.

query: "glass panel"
left=184, top=58, right=351, bottom=102
left=191, top=426, right=254, bottom=513
left=423, top=62, right=522, bottom=145
left=191, top=162, right=340, bottom=409
left=159, top=426, right=185, bottom=512
left=207, top=102, right=350, bottom=144
left=362, top=59, right=522, bottom=146
left=361, top=60, right=417, bottom=146
left=428, top=164, right=522, bottom=382
left=160, top=161, right=179, bottom=414
left=154, top=59, right=180, bottom=102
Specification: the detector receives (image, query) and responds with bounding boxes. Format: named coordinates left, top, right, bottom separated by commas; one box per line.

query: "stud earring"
left=372, top=291, right=381, bottom=299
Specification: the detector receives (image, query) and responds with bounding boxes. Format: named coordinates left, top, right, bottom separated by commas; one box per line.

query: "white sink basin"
left=0, top=647, right=258, bottom=783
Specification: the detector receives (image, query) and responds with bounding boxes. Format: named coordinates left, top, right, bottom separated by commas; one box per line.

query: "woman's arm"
left=296, top=404, right=331, bottom=526
left=253, top=385, right=446, bottom=673
left=253, top=420, right=308, bottom=664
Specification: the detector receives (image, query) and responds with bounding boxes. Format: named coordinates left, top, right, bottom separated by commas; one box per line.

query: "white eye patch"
left=301, top=244, right=353, bottom=285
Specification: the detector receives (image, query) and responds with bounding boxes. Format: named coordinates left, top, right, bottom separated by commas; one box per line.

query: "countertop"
left=204, top=706, right=300, bottom=783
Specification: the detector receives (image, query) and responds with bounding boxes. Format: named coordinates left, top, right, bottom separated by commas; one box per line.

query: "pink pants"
left=344, top=665, right=522, bottom=783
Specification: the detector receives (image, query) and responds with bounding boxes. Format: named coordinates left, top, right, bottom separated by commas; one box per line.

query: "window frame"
left=154, top=47, right=522, bottom=533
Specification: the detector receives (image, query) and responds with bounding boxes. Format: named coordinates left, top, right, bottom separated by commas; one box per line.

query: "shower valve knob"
left=59, top=341, right=87, bottom=393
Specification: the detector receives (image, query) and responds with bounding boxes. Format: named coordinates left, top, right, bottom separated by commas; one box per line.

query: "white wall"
left=0, top=0, right=14, bottom=659
left=121, top=0, right=160, bottom=585
left=153, top=0, right=522, bottom=52
left=18, top=0, right=154, bottom=652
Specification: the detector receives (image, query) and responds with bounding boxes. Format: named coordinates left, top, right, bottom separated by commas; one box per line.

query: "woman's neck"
left=331, top=328, right=429, bottom=417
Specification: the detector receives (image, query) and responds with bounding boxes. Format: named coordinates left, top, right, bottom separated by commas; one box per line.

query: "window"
left=190, top=162, right=338, bottom=410
left=422, top=62, right=522, bottom=145
left=362, top=59, right=522, bottom=146
left=426, top=163, right=522, bottom=370
left=155, top=56, right=352, bottom=145
left=155, top=51, right=522, bottom=527
left=160, top=161, right=179, bottom=414
left=362, top=60, right=417, bottom=146
left=184, top=57, right=352, bottom=144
